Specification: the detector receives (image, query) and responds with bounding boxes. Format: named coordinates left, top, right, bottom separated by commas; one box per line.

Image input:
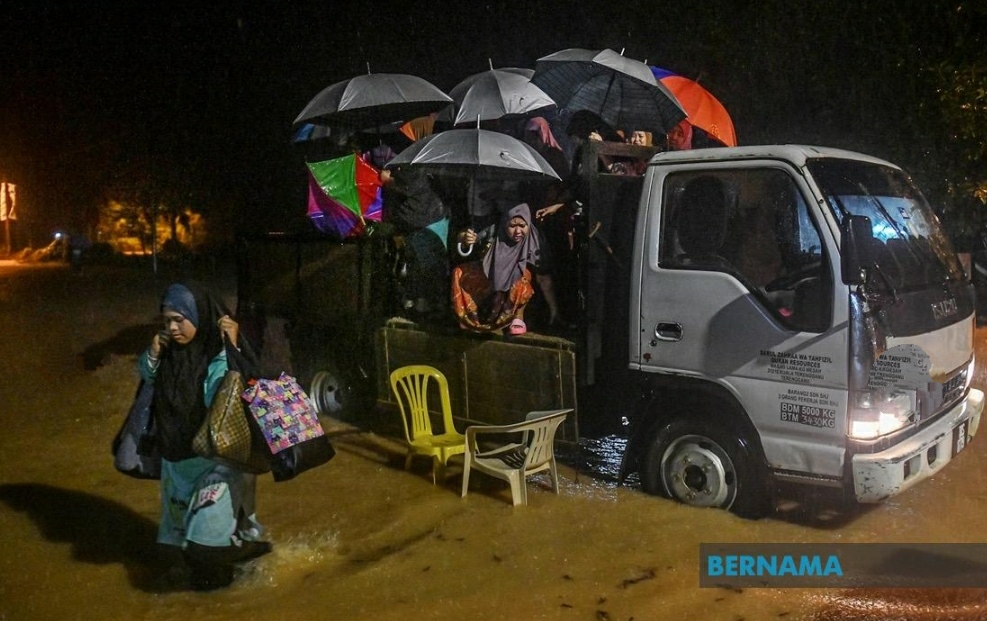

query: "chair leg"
left=549, top=459, right=560, bottom=494
left=510, top=473, right=525, bottom=506
left=461, top=457, right=471, bottom=498
left=404, top=453, right=413, bottom=471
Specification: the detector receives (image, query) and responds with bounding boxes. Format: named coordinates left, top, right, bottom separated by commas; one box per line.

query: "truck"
left=236, top=141, right=984, bottom=518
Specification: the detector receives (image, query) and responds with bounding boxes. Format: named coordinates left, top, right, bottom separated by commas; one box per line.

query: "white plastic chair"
left=461, top=409, right=572, bottom=506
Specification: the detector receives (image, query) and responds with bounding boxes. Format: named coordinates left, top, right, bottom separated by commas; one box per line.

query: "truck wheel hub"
left=662, top=437, right=734, bottom=508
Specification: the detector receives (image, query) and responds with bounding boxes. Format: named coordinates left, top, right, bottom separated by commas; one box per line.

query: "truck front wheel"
left=640, top=419, right=772, bottom=519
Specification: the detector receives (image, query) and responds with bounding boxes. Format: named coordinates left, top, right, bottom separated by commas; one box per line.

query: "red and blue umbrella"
left=306, top=154, right=383, bottom=239
left=649, top=67, right=737, bottom=147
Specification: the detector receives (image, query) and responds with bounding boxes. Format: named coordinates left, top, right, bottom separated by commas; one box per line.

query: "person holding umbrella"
left=379, top=165, right=451, bottom=320
left=451, top=202, right=542, bottom=335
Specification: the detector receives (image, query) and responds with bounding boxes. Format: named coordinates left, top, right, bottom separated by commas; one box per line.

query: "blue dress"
left=139, top=349, right=263, bottom=548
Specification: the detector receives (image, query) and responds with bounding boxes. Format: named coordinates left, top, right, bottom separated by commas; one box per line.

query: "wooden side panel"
left=376, top=321, right=579, bottom=443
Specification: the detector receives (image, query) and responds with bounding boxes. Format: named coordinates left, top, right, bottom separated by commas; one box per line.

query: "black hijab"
left=153, top=281, right=228, bottom=461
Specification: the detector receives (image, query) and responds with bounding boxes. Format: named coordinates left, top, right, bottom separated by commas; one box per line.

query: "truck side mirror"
left=841, top=214, right=874, bottom=285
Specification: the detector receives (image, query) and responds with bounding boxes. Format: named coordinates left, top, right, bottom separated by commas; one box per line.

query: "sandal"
left=507, top=318, right=527, bottom=335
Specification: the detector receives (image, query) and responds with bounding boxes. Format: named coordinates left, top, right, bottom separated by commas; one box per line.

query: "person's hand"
left=379, top=169, right=392, bottom=184
left=151, top=331, right=169, bottom=357
left=218, top=315, right=239, bottom=345
left=588, top=131, right=603, bottom=142
left=462, top=228, right=478, bottom=246
left=536, top=203, right=563, bottom=220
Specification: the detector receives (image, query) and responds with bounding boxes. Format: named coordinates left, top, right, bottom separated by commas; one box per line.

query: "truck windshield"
left=808, top=159, right=965, bottom=290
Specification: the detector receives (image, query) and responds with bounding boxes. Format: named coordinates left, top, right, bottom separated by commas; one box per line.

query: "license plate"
left=953, top=420, right=970, bottom=457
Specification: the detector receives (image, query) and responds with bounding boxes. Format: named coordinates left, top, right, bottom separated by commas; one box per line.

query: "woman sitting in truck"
left=451, top=202, right=541, bottom=335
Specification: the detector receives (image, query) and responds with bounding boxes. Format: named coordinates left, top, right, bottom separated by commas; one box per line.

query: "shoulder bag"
left=112, top=379, right=161, bottom=479
left=193, top=336, right=271, bottom=474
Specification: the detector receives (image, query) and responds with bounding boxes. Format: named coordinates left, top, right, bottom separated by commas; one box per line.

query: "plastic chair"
left=389, top=365, right=466, bottom=484
left=461, top=409, right=573, bottom=506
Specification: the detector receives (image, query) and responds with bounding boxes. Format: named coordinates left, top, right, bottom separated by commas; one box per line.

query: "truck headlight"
left=848, top=389, right=916, bottom=440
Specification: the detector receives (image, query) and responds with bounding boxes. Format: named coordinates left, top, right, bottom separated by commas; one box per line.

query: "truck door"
left=632, top=164, right=850, bottom=478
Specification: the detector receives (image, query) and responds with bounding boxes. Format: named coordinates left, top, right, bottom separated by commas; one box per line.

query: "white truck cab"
left=622, top=145, right=983, bottom=517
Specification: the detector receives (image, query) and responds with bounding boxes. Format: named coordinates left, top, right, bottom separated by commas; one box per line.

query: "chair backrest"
left=389, top=365, right=454, bottom=442
left=521, top=409, right=571, bottom=470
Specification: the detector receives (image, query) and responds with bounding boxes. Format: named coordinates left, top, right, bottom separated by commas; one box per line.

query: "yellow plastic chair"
left=389, top=365, right=466, bottom=484
left=461, top=409, right=573, bottom=506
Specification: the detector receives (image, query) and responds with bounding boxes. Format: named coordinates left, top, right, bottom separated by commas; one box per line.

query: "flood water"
left=2, top=260, right=987, bottom=621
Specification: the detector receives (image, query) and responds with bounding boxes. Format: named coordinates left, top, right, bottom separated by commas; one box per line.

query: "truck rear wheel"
left=641, top=418, right=772, bottom=519
left=310, top=369, right=344, bottom=416
left=309, top=362, right=367, bottom=422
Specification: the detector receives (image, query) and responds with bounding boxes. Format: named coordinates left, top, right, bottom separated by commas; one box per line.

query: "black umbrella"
left=532, top=48, right=686, bottom=135
left=294, top=73, right=453, bottom=130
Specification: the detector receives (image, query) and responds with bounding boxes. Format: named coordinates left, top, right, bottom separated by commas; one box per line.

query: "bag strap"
left=223, top=332, right=260, bottom=379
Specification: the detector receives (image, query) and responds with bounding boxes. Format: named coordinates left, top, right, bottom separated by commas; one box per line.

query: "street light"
left=0, top=182, right=17, bottom=256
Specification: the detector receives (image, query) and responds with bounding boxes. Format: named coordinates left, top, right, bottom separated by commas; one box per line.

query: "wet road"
left=1, top=260, right=986, bottom=620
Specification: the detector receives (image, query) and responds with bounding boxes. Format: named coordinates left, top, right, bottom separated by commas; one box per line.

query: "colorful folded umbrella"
left=306, top=154, right=383, bottom=239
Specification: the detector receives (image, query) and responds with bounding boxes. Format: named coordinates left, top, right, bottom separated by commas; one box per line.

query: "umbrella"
left=650, top=67, right=736, bottom=147
left=443, top=66, right=556, bottom=126
left=294, top=73, right=453, bottom=130
left=531, top=48, right=686, bottom=135
left=306, top=154, right=384, bottom=239
left=385, top=128, right=560, bottom=186
left=386, top=129, right=561, bottom=253
left=292, top=119, right=407, bottom=144
left=293, top=122, right=336, bottom=144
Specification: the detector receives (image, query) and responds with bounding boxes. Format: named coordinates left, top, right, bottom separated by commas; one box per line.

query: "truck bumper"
left=852, top=388, right=984, bottom=502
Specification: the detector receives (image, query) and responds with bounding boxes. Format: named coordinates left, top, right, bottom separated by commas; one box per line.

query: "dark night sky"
left=2, top=1, right=638, bottom=237
left=0, top=1, right=979, bottom=242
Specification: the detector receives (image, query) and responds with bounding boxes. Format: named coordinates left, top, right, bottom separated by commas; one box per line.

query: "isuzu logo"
left=931, top=297, right=958, bottom=321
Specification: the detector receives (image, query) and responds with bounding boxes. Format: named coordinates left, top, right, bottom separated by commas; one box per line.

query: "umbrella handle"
left=457, top=242, right=474, bottom=257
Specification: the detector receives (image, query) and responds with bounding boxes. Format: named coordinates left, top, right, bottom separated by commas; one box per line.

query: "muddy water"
left=1, top=261, right=986, bottom=621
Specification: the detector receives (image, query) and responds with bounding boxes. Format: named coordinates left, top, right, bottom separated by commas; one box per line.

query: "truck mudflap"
left=852, top=388, right=984, bottom=502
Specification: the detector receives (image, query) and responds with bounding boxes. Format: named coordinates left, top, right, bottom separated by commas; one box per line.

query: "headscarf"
left=482, top=203, right=541, bottom=292
left=153, top=281, right=229, bottom=461
left=161, top=283, right=199, bottom=328
left=525, top=117, right=562, bottom=151
left=668, top=119, right=694, bottom=151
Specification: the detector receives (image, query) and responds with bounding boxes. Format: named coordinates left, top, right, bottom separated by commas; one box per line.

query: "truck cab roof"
left=649, top=144, right=900, bottom=170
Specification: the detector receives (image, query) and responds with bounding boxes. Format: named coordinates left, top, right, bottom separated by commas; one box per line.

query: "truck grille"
left=940, top=367, right=967, bottom=408
left=917, top=365, right=969, bottom=426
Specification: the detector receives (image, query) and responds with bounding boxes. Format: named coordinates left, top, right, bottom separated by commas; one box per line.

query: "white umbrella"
left=386, top=128, right=562, bottom=254
left=445, top=66, right=556, bottom=126
left=294, top=72, right=453, bottom=130
left=386, top=128, right=559, bottom=181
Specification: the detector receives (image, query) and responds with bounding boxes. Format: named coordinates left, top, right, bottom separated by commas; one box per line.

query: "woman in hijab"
left=139, top=281, right=269, bottom=590
left=451, top=203, right=540, bottom=334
